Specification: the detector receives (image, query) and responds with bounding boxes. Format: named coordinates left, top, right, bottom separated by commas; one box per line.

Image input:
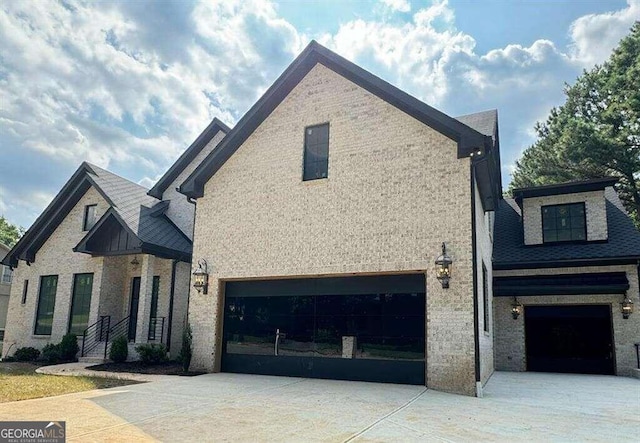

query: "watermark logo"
left=0, top=421, right=65, bottom=443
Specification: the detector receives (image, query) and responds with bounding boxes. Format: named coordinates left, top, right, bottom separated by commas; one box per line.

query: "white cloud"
left=569, top=0, right=639, bottom=67
left=380, top=0, right=411, bottom=13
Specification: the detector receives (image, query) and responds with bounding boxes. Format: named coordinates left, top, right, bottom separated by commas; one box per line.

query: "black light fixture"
left=192, top=259, right=209, bottom=294
left=511, top=297, right=522, bottom=320
left=621, top=294, right=633, bottom=319
left=130, top=256, right=140, bottom=266
left=434, top=242, right=453, bottom=289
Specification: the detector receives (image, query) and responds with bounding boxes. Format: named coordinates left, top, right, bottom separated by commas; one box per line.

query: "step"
left=78, top=356, right=108, bottom=364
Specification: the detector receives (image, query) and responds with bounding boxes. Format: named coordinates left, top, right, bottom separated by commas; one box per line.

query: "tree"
left=0, top=216, right=24, bottom=247
left=511, top=22, right=640, bottom=226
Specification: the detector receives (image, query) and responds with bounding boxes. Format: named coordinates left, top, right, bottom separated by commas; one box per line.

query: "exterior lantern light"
left=511, top=297, right=522, bottom=320
left=434, top=242, right=453, bottom=289
left=621, top=294, right=633, bottom=319
left=192, top=259, right=209, bottom=294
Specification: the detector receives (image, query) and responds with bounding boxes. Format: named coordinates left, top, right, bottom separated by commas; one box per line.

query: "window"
left=68, top=273, right=93, bottom=335
left=148, top=276, right=160, bottom=339
left=83, top=204, right=97, bottom=231
left=1, top=265, right=12, bottom=284
left=34, top=275, right=58, bottom=335
left=21, top=280, right=28, bottom=304
left=303, top=123, right=329, bottom=181
left=482, top=263, right=489, bottom=332
left=542, top=203, right=586, bottom=243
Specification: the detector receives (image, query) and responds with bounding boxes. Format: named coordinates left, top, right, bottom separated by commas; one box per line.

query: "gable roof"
left=2, top=162, right=191, bottom=267
left=493, top=186, right=640, bottom=269
left=512, top=177, right=619, bottom=207
left=455, top=109, right=497, bottom=139
left=179, top=40, right=494, bottom=199
left=147, top=118, right=230, bottom=199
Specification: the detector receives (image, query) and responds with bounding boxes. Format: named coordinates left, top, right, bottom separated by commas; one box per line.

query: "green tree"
left=511, top=22, right=640, bottom=226
left=0, top=216, right=24, bottom=247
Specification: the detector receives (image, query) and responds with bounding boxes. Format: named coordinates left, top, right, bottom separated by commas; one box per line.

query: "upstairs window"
left=303, top=123, right=329, bottom=181
left=1, top=265, right=12, bottom=284
left=83, top=204, right=97, bottom=231
left=542, top=203, right=586, bottom=243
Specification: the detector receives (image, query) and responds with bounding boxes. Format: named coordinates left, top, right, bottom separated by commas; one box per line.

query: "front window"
left=69, top=273, right=94, bottom=335
left=83, top=204, right=97, bottom=231
left=542, top=203, right=586, bottom=243
left=303, top=123, right=329, bottom=181
left=35, top=275, right=58, bottom=335
left=1, top=265, right=12, bottom=284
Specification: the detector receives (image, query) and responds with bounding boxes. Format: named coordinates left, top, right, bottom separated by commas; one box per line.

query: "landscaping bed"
left=88, top=361, right=205, bottom=376
left=0, top=362, right=138, bottom=402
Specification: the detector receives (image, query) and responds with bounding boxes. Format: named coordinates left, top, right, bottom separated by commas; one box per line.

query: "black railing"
left=148, top=317, right=165, bottom=343
left=108, top=316, right=131, bottom=348
left=635, top=343, right=640, bottom=369
left=81, top=316, right=110, bottom=357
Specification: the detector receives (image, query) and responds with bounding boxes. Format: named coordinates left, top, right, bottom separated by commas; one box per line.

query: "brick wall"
left=189, top=63, right=478, bottom=396
left=523, top=190, right=607, bottom=245
left=493, top=264, right=640, bottom=376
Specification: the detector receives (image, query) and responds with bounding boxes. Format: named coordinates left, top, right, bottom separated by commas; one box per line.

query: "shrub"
left=135, top=343, right=167, bottom=365
left=178, top=324, right=192, bottom=372
left=58, top=333, right=79, bottom=361
left=109, top=336, right=128, bottom=363
left=14, top=347, right=40, bottom=362
left=41, top=343, right=61, bottom=364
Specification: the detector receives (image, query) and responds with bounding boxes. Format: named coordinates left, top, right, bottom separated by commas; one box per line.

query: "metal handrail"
left=81, top=315, right=110, bottom=357
left=148, top=317, right=165, bottom=342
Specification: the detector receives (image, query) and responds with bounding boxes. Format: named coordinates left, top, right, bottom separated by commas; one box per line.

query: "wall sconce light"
left=130, top=256, right=140, bottom=266
left=192, top=259, right=209, bottom=294
left=511, top=297, right=522, bottom=320
left=434, top=242, right=453, bottom=289
left=621, top=294, right=633, bottom=319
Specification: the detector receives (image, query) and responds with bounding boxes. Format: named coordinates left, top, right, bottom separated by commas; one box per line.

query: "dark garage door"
left=222, top=274, right=425, bottom=385
left=525, top=305, right=614, bottom=375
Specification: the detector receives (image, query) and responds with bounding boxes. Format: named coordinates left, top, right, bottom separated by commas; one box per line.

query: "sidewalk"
left=36, top=362, right=177, bottom=382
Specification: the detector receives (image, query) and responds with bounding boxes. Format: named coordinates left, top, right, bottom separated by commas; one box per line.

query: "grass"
left=0, top=362, right=139, bottom=403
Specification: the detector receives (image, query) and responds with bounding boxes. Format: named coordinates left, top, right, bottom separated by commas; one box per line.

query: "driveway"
left=0, top=371, right=638, bottom=442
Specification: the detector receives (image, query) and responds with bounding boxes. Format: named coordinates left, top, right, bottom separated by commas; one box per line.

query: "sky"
left=0, top=0, right=638, bottom=229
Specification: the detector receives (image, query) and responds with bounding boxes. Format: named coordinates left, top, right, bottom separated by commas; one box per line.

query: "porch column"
left=87, top=257, right=106, bottom=329
left=135, top=254, right=155, bottom=343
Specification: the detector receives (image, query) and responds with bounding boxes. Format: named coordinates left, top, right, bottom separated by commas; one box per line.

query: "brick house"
left=2, top=41, right=639, bottom=395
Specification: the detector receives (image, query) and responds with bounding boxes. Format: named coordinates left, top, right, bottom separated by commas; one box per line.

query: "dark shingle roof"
left=455, top=110, right=497, bottom=138
left=493, top=187, right=640, bottom=269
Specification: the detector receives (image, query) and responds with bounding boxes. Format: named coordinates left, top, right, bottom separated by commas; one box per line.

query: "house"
left=1, top=120, right=228, bottom=360
left=0, top=242, right=12, bottom=351
left=493, top=179, right=640, bottom=377
left=2, top=41, right=638, bottom=396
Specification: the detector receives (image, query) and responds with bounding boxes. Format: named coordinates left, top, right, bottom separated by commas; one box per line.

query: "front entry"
left=525, top=305, right=614, bottom=375
left=221, top=274, right=426, bottom=385
left=128, top=277, right=141, bottom=341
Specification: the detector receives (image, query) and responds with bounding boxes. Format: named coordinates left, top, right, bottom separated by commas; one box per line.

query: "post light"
left=621, top=294, right=634, bottom=319
left=434, top=242, right=453, bottom=289
left=192, top=259, right=209, bottom=294
left=511, top=297, right=522, bottom=320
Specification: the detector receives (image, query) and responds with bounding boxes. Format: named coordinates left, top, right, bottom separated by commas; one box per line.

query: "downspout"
left=185, top=195, right=197, bottom=326
left=166, top=258, right=178, bottom=352
left=470, top=160, right=482, bottom=396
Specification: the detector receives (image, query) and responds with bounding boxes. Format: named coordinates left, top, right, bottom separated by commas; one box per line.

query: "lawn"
left=0, top=362, right=139, bottom=402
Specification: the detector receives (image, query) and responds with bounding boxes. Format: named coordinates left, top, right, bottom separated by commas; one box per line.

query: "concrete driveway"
left=1, top=371, right=638, bottom=442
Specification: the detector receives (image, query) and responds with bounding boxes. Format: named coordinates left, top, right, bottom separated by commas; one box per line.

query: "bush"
left=178, top=324, right=192, bottom=372
left=58, top=333, right=79, bottom=361
left=14, top=347, right=40, bottom=362
left=109, top=336, right=128, bottom=363
left=135, top=343, right=167, bottom=365
left=41, top=343, right=61, bottom=364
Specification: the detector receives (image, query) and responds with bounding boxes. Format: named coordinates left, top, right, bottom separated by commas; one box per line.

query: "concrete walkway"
left=1, top=371, right=638, bottom=442
left=36, top=362, right=177, bottom=382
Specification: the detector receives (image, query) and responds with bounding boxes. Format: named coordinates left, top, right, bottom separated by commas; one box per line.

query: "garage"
left=221, top=274, right=426, bottom=385
left=525, top=305, right=614, bottom=375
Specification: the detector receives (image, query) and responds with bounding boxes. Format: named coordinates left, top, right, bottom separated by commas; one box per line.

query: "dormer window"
left=83, top=204, right=97, bottom=231
left=542, top=203, right=586, bottom=243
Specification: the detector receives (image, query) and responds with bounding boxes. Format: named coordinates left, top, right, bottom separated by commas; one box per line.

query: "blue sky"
left=0, top=0, right=637, bottom=229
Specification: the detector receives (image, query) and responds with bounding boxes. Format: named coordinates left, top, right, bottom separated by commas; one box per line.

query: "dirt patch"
left=88, top=361, right=205, bottom=376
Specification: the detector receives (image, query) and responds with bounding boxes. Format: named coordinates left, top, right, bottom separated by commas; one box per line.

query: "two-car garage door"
left=221, top=274, right=426, bottom=385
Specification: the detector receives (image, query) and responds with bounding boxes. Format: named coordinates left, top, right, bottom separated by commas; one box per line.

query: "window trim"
left=68, top=273, right=94, bottom=336
left=21, top=279, right=28, bottom=304
left=34, top=275, right=58, bottom=336
left=83, top=204, right=97, bottom=231
left=302, top=123, right=330, bottom=182
left=541, top=202, right=587, bottom=244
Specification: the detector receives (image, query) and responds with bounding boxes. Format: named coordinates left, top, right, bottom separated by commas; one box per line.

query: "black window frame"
left=21, top=279, right=29, bottom=304
left=482, top=263, right=489, bottom=332
left=541, top=202, right=587, bottom=244
left=83, top=204, right=97, bottom=231
left=302, top=123, right=330, bottom=181
left=148, top=276, right=161, bottom=340
left=34, top=275, right=58, bottom=336
left=68, top=273, right=94, bottom=336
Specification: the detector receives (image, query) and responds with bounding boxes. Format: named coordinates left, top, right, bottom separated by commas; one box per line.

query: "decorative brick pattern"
left=493, top=265, right=640, bottom=376
left=189, top=63, right=478, bottom=396
left=523, top=190, right=607, bottom=245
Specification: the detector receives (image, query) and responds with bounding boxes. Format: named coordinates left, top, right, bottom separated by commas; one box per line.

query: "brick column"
left=135, top=254, right=155, bottom=343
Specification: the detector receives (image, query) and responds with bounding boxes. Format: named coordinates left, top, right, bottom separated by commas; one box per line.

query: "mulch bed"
left=88, top=361, right=205, bottom=376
